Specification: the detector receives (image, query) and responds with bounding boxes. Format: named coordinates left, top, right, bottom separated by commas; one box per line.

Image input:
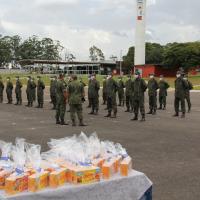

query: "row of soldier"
left=0, top=71, right=193, bottom=125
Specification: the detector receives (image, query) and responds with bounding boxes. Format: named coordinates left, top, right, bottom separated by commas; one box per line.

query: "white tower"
left=134, top=0, right=146, bottom=65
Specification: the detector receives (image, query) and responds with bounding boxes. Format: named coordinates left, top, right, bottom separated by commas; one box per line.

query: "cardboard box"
left=5, top=173, right=28, bottom=195
left=102, top=159, right=116, bottom=179
left=49, top=168, right=67, bottom=188
left=28, top=171, right=49, bottom=192
left=120, top=156, right=132, bottom=176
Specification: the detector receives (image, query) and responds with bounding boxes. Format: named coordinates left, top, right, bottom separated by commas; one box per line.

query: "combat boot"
left=173, top=113, right=179, bottom=117
left=152, top=109, right=156, bottom=115
left=104, top=112, right=111, bottom=117
left=60, top=119, right=68, bottom=126
left=158, top=105, right=162, bottom=110
left=131, top=114, right=138, bottom=121
left=79, top=119, right=87, bottom=126
left=140, top=115, right=145, bottom=122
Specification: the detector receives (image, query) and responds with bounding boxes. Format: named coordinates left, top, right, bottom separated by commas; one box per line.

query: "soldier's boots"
left=60, top=119, right=68, bottom=126
left=131, top=114, right=138, bottom=121
left=173, top=113, right=179, bottom=117
left=89, top=109, right=95, bottom=115
left=72, top=119, right=76, bottom=126
left=104, top=112, right=111, bottom=117
left=140, top=115, right=145, bottom=122
left=15, top=101, right=19, bottom=105
left=158, top=105, right=162, bottom=110
left=79, top=119, right=87, bottom=126
left=94, top=110, right=98, bottom=115
left=152, top=109, right=156, bottom=115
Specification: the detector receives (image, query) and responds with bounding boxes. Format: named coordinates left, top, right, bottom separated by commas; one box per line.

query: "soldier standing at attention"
left=32, top=78, right=37, bottom=103
left=173, top=71, right=188, bottom=118
left=158, top=75, right=170, bottom=110
left=131, top=72, right=147, bottom=121
left=6, top=77, right=13, bottom=104
left=55, top=74, right=68, bottom=125
left=105, top=73, right=118, bottom=118
left=67, top=75, right=87, bottom=126
left=118, top=76, right=125, bottom=106
left=87, top=75, right=92, bottom=108
left=15, top=76, right=23, bottom=105
left=26, top=76, right=32, bottom=107
left=102, top=76, right=107, bottom=105
left=183, top=74, right=193, bottom=113
left=88, top=74, right=100, bottom=115
left=50, top=76, right=57, bottom=110
left=0, top=76, right=4, bottom=103
left=125, top=75, right=133, bottom=112
left=147, top=74, right=159, bottom=115
left=36, top=76, right=45, bottom=108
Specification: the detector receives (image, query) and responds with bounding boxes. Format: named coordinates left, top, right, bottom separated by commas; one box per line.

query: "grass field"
left=0, top=72, right=200, bottom=88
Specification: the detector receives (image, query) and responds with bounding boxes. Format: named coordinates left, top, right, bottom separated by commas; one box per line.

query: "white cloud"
left=35, top=0, right=79, bottom=6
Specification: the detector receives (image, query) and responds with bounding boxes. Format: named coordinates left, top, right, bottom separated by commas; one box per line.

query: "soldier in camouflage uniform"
left=67, top=75, right=86, bottom=126
left=105, top=74, right=118, bottom=118
left=173, top=71, right=188, bottom=118
left=158, top=75, right=170, bottom=110
left=26, top=76, right=33, bottom=107
left=118, top=76, right=125, bottom=106
left=125, top=75, right=133, bottom=112
left=50, top=76, right=57, bottom=110
left=131, top=72, right=147, bottom=121
left=88, top=74, right=100, bottom=115
left=0, top=76, right=4, bottom=103
left=183, top=75, right=193, bottom=113
left=36, top=76, right=45, bottom=108
left=6, top=77, right=13, bottom=104
left=32, top=78, right=37, bottom=102
left=55, top=74, right=68, bottom=125
left=102, top=76, right=107, bottom=105
left=15, top=76, right=23, bottom=105
left=147, top=74, right=159, bottom=115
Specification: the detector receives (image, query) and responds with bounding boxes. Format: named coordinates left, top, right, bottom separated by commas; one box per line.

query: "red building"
left=134, top=64, right=177, bottom=78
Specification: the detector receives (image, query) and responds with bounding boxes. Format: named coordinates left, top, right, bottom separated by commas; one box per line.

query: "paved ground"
left=0, top=89, right=200, bottom=200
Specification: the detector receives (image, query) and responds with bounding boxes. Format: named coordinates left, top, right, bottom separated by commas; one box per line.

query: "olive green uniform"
left=87, top=79, right=92, bottom=108
left=56, top=79, right=67, bottom=123
left=106, top=78, right=118, bottom=117
left=102, top=79, right=107, bottom=105
left=147, top=79, right=159, bottom=113
left=26, top=79, right=33, bottom=106
left=6, top=80, right=13, bottom=104
left=125, top=79, right=133, bottom=112
left=0, top=79, right=4, bottom=103
left=118, top=79, right=125, bottom=106
left=158, top=80, right=170, bottom=109
left=68, top=80, right=84, bottom=124
left=174, top=77, right=188, bottom=115
left=88, top=79, right=100, bottom=114
left=15, top=79, right=23, bottom=105
left=185, top=80, right=193, bottom=112
left=50, top=79, right=57, bottom=109
left=32, top=81, right=37, bottom=102
left=37, top=79, right=45, bottom=108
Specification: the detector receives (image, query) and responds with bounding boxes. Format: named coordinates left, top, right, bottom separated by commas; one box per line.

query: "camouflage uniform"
left=6, top=78, right=13, bottom=104
left=125, top=78, right=133, bottom=112
left=37, top=78, right=45, bottom=108
left=26, top=78, right=32, bottom=107
left=0, top=77, right=4, bottom=103
left=158, top=80, right=170, bottom=109
left=102, top=78, right=107, bottom=105
left=184, top=79, right=193, bottom=112
left=105, top=77, right=118, bottom=118
left=32, top=79, right=37, bottom=102
left=50, top=77, right=57, bottom=109
left=15, top=78, right=23, bottom=105
left=118, top=78, right=125, bottom=106
left=68, top=78, right=86, bottom=126
left=147, top=78, right=159, bottom=114
left=87, top=78, right=92, bottom=108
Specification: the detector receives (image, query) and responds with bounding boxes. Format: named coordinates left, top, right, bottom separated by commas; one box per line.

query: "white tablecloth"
left=0, top=170, right=152, bottom=200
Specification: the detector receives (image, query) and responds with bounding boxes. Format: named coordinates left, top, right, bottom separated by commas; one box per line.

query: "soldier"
left=173, top=71, right=188, bottom=118
left=32, top=78, right=37, bottom=102
left=15, top=76, right=23, bottom=105
left=147, top=74, right=159, bottom=115
left=6, top=77, right=13, bottom=104
left=87, top=75, right=92, bottom=108
left=67, top=75, right=87, bottom=126
left=102, top=76, right=107, bottom=105
left=158, top=75, right=170, bottom=110
left=118, top=76, right=125, bottom=106
left=105, top=73, right=118, bottom=118
left=131, top=71, right=147, bottom=121
left=88, top=74, right=100, bottom=115
left=125, top=75, right=133, bottom=112
left=55, top=74, right=68, bottom=125
left=36, top=76, right=45, bottom=108
left=26, top=76, right=31, bottom=107
left=50, top=76, right=57, bottom=110
left=0, top=76, right=4, bottom=103
left=184, top=75, right=193, bottom=113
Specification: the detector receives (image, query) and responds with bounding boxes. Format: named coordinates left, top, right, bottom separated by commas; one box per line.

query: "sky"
left=0, top=0, right=199, bottom=60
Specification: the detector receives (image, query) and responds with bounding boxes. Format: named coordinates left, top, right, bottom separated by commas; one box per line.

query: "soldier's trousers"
left=37, top=94, right=44, bottom=105
left=102, top=92, right=107, bottom=104
left=134, top=99, right=145, bottom=116
left=0, top=92, right=3, bottom=103
left=56, top=102, right=66, bottom=121
left=16, top=92, right=22, bottom=104
left=159, top=95, right=166, bottom=108
left=107, top=97, right=117, bottom=114
left=91, top=97, right=99, bottom=112
left=174, top=97, right=186, bottom=114
left=126, top=95, right=133, bottom=111
left=185, top=95, right=191, bottom=111
left=149, top=95, right=157, bottom=111
left=51, top=94, right=56, bottom=108
left=118, top=92, right=125, bottom=106
left=7, top=92, right=12, bottom=103
left=70, top=104, right=83, bottom=121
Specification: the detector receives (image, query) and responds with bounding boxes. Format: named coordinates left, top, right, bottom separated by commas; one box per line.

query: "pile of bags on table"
left=0, top=132, right=132, bottom=196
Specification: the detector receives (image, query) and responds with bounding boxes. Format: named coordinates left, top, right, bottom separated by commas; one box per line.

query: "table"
left=0, top=170, right=153, bottom=200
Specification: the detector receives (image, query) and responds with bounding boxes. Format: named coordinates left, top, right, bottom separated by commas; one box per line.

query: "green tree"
left=89, top=46, right=105, bottom=61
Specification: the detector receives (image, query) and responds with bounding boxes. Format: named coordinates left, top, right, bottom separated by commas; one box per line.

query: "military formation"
left=0, top=70, right=193, bottom=126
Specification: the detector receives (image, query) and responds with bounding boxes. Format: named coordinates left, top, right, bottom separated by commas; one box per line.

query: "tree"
left=89, top=46, right=105, bottom=61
